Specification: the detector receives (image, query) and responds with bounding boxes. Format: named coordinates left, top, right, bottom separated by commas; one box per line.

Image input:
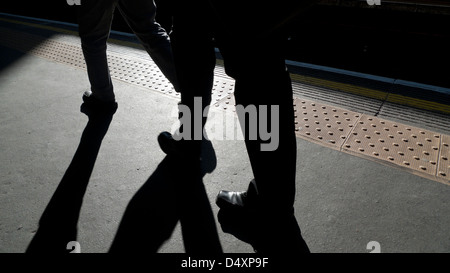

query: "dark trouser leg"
left=169, top=0, right=216, bottom=157
left=159, top=1, right=222, bottom=253
left=220, top=37, right=296, bottom=212
left=117, top=0, right=180, bottom=92
left=219, top=36, right=309, bottom=252
left=77, top=0, right=116, bottom=102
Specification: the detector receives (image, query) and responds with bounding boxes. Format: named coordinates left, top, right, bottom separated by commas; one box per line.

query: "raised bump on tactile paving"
left=211, top=77, right=236, bottom=111
left=438, top=135, right=450, bottom=180
left=212, top=78, right=236, bottom=111
left=343, top=115, right=441, bottom=178
left=293, top=98, right=361, bottom=149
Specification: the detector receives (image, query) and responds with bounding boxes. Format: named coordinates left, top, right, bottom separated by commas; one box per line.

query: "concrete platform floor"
left=1, top=43, right=450, bottom=255
left=1, top=13, right=450, bottom=256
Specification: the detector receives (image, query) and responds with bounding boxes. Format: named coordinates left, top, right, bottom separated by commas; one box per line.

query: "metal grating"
left=378, top=102, right=450, bottom=136
left=293, top=98, right=361, bottom=149
left=292, top=79, right=384, bottom=116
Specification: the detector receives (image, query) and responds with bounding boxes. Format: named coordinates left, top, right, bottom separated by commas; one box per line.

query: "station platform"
left=1, top=13, right=449, bottom=255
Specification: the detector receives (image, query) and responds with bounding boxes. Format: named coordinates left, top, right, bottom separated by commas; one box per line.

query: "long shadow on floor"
left=109, top=140, right=223, bottom=254
left=26, top=107, right=115, bottom=253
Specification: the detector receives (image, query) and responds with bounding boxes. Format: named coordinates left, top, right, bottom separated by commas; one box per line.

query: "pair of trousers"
left=171, top=0, right=298, bottom=213
left=77, top=0, right=178, bottom=101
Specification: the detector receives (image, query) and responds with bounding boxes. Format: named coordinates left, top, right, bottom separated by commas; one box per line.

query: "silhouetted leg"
left=217, top=34, right=310, bottom=253
left=168, top=0, right=216, bottom=157
left=158, top=0, right=222, bottom=253
left=78, top=0, right=116, bottom=102
left=154, top=0, right=173, bottom=34
left=118, top=0, right=180, bottom=92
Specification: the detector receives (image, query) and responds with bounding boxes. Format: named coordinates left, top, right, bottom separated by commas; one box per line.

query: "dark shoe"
left=216, top=179, right=310, bottom=254
left=216, top=182, right=260, bottom=252
left=81, top=92, right=118, bottom=116
left=215, top=179, right=258, bottom=210
left=157, top=131, right=182, bottom=155
left=216, top=191, right=248, bottom=210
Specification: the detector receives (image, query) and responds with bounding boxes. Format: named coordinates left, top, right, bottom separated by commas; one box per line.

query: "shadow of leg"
left=109, top=156, right=179, bottom=253
left=175, top=155, right=222, bottom=254
left=110, top=136, right=222, bottom=253
left=26, top=111, right=114, bottom=253
left=218, top=207, right=310, bottom=255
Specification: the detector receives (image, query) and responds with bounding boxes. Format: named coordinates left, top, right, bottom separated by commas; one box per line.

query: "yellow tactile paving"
left=293, top=98, right=361, bottom=150
left=293, top=98, right=449, bottom=185
left=438, top=135, right=450, bottom=180
left=344, top=115, right=441, bottom=178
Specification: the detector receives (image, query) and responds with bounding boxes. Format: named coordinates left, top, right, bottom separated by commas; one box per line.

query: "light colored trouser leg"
left=78, top=0, right=117, bottom=102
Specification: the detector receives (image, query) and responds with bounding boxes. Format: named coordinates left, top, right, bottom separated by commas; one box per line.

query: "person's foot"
left=81, top=91, right=118, bottom=116
left=216, top=179, right=258, bottom=210
left=157, top=131, right=180, bottom=155
left=216, top=181, right=310, bottom=254
left=157, top=131, right=202, bottom=157
left=216, top=185, right=261, bottom=252
left=216, top=190, right=248, bottom=210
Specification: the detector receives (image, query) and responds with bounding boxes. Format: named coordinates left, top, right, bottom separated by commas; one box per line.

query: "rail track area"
left=286, top=0, right=450, bottom=89
left=0, top=6, right=449, bottom=254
